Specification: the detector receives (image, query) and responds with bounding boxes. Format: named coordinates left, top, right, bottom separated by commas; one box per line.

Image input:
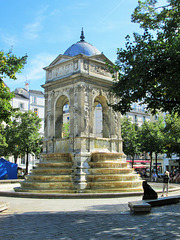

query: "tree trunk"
left=132, top=156, right=134, bottom=168
left=155, top=152, right=158, bottom=174
left=14, top=154, right=18, bottom=164
left=150, top=152, right=153, bottom=179
left=25, top=150, right=29, bottom=175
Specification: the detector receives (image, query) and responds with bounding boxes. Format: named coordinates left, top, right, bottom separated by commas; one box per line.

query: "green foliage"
left=121, top=117, right=141, bottom=166
left=0, top=80, right=16, bottom=124
left=110, top=0, right=180, bottom=115
left=0, top=50, right=27, bottom=124
left=164, top=113, right=180, bottom=157
left=62, top=121, right=70, bottom=138
left=0, top=125, right=8, bottom=156
left=3, top=111, right=43, bottom=172
left=139, top=117, right=166, bottom=174
left=0, top=50, right=27, bottom=80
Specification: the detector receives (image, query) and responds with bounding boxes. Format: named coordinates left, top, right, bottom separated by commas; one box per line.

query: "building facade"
left=10, top=83, right=45, bottom=173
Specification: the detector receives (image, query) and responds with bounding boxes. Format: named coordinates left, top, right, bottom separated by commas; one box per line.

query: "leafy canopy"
left=121, top=117, right=141, bottom=161
left=110, top=0, right=180, bottom=115
left=164, top=113, right=180, bottom=157
left=0, top=50, right=27, bottom=124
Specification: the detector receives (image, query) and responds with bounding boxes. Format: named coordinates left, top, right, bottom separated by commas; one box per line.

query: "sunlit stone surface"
left=15, top=31, right=143, bottom=194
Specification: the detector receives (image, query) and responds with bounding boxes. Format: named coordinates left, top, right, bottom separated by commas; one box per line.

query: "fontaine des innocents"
left=15, top=30, right=143, bottom=194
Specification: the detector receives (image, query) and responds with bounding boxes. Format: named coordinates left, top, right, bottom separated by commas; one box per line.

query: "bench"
left=128, top=195, right=180, bottom=213
left=128, top=200, right=151, bottom=213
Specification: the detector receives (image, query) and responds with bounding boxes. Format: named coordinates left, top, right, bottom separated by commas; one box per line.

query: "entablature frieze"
left=45, top=56, right=115, bottom=84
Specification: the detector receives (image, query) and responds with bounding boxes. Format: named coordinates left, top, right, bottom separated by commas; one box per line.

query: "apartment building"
left=10, top=83, right=45, bottom=172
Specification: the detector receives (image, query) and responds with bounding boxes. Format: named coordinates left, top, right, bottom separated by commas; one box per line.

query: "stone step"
left=37, top=162, right=73, bottom=168
left=20, top=181, right=74, bottom=189
left=87, top=174, right=140, bottom=182
left=88, top=180, right=143, bottom=189
left=26, top=175, right=72, bottom=182
left=32, top=168, right=72, bottom=175
left=84, top=187, right=143, bottom=193
left=89, top=168, right=133, bottom=174
left=14, top=187, right=76, bottom=194
left=91, top=152, right=124, bottom=162
left=89, top=162, right=129, bottom=168
left=41, top=153, right=72, bottom=162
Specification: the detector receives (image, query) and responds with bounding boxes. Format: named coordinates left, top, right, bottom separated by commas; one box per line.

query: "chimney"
left=25, top=82, right=29, bottom=91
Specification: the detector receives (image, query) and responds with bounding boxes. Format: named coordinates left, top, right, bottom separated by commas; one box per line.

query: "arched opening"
left=94, top=103, right=103, bottom=137
left=55, top=95, right=70, bottom=138
left=62, top=103, right=70, bottom=138
left=93, top=95, right=110, bottom=138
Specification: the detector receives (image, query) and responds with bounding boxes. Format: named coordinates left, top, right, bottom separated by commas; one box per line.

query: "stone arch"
left=93, top=95, right=110, bottom=138
left=55, top=95, right=70, bottom=138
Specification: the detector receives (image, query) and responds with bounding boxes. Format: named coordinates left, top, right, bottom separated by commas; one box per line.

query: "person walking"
left=161, top=171, right=170, bottom=197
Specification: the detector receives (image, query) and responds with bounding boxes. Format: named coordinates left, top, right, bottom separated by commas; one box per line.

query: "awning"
left=127, top=160, right=150, bottom=163
left=133, top=165, right=150, bottom=169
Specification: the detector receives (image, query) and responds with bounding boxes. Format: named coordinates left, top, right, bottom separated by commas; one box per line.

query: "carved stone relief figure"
left=74, top=106, right=78, bottom=136
left=84, top=87, right=90, bottom=134
left=90, top=64, right=111, bottom=77
left=74, top=60, right=78, bottom=70
left=113, top=111, right=118, bottom=138
left=83, top=60, right=89, bottom=71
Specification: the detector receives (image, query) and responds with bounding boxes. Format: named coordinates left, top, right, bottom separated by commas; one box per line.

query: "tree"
left=0, top=50, right=27, bottom=124
left=3, top=118, right=21, bottom=163
left=62, top=122, right=70, bottom=138
left=164, top=113, right=180, bottom=168
left=109, top=0, right=180, bottom=115
left=121, top=117, right=141, bottom=168
left=0, top=125, right=8, bottom=157
left=4, top=111, right=43, bottom=174
left=139, top=117, right=166, bottom=175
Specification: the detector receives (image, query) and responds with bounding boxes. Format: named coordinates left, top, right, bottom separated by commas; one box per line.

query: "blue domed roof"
left=63, top=29, right=101, bottom=57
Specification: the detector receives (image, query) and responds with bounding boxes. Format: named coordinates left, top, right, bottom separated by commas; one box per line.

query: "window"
left=143, top=116, right=146, bottom=122
left=21, top=157, right=25, bottom=164
left=34, top=108, right=38, bottom=115
left=19, top=103, right=24, bottom=109
left=33, top=97, right=37, bottom=104
left=135, top=115, right=137, bottom=122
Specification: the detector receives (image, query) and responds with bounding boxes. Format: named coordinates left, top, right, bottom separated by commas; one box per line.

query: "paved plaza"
left=0, top=186, right=180, bottom=240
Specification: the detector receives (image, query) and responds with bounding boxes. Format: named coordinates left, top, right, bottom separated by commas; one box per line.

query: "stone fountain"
left=15, top=30, right=142, bottom=194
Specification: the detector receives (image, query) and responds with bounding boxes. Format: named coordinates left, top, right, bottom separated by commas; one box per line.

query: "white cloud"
left=1, top=33, right=18, bottom=48
left=22, top=53, right=56, bottom=81
left=99, top=0, right=126, bottom=24
left=23, top=5, right=49, bottom=40
left=24, top=21, right=43, bottom=40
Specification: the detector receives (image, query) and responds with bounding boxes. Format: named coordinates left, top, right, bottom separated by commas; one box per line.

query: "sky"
left=0, top=0, right=165, bottom=92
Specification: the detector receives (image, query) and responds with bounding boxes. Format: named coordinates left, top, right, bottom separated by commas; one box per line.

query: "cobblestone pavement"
left=0, top=192, right=180, bottom=240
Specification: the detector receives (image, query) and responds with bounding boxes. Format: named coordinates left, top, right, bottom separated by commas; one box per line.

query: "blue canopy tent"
left=0, top=158, right=17, bottom=180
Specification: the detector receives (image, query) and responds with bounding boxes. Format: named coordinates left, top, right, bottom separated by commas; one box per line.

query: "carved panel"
left=83, top=60, right=89, bottom=71
left=90, top=63, right=111, bottom=77
left=73, top=60, right=78, bottom=70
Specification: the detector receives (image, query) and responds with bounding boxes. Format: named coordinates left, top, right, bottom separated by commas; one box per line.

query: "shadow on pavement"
left=0, top=203, right=180, bottom=240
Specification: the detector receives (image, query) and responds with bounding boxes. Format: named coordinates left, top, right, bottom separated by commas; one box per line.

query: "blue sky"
left=1, top=0, right=164, bottom=92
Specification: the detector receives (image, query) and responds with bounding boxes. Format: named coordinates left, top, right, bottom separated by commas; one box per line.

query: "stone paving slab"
left=0, top=184, right=180, bottom=239
left=0, top=202, right=180, bottom=240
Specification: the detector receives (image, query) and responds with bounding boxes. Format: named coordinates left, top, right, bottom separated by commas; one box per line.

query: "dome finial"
left=80, top=28, right=85, bottom=41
